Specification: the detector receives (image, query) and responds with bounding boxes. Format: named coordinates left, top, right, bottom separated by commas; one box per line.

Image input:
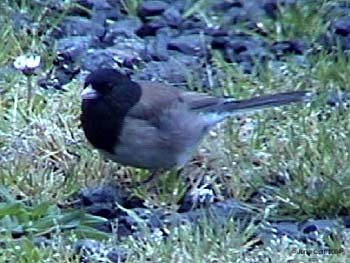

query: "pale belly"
left=103, top=144, right=195, bottom=170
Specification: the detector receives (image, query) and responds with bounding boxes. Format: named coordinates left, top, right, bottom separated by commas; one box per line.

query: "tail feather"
left=201, top=90, right=312, bottom=125
left=221, top=90, right=312, bottom=113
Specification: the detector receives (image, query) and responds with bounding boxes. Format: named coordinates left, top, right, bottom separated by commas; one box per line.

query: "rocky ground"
left=1, top=0, right=350, bottom=262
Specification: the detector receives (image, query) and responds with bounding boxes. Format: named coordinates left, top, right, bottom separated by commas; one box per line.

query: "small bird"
left=81, top=68, right=310, bottom=184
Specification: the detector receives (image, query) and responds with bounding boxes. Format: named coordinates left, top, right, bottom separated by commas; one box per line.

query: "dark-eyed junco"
left=81, top=68, right=310, bottom=183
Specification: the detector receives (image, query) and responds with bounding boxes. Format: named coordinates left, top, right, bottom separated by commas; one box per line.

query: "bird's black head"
left=82, top=68, right=132, bottom=98
left=81, top=68, right=142, bottom=153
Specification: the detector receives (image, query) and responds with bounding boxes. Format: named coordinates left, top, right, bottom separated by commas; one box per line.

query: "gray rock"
left=168, top=34, right=208, bottom=56
left=260, top=218, right=346, bottom=246
left=145, top=31, right=171, bottom=61
left=57, top=36, right=94, bottom=62
left=75, top=239, right=106, bottom=255
left=138, top=1, right=170, bottom=17
left=319, top=31, right=350, bottom=51
left=333, top=17, right=350, bottom=36
left=80, top=185, right=126, bottom=206
left=82, top=37, right=144, bottom=71
left=211, top=0, right=242, bottom=11
left=103, top=17, right=143, bottom=42
left=76, top=0, right=112, bottom=9
left=178, top=187, right=216, bottom=212
left=115, top=199, right=254, bottom=239
left=58, top=16, right=105, bottom=37
left=211, top=36, right=230, bottom=49
left=134, top=55, right=200, bottom=85
left=107, top=248, right=128, bottom=262
left=136, top=17, right=168, bottom=37
left=162, top=6, right=183, bottom=27
left=271, top=39, right=310, bottom=56
left=164, top=199, right=255, bottom=227
left=224, top=7, right=250, bottom=24
left=75, top=239, right=128, bottom=263
left=81, top=49, right=120, bottom=71
left=224, top=34, right=272, bottom=68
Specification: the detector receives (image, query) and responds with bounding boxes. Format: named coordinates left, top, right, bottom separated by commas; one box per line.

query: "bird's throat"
left=81, top=99, right=122, bottom=154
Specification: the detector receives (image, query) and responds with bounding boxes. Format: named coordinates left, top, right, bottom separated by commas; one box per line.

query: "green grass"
left=1, top=0, right=350, bottom=262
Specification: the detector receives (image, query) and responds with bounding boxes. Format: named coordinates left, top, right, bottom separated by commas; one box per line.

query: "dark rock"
left=243, top=1, right=268, bottom=23
left=75, top=239, right=123, bottom=262
left=302, top=224, right=318, bottom=234
left=271, top=39, right=309, bottom=56
left=168, top=34, right=208, bottom=56
left=75, top=239, right=105, bottom=254
left=136, top=18, right=167, bottom=37
left=343, top=216, right=350, bottom=228
left=224, top=7, right=250, bottom=24
left=80, top=185, right=124, bottom=206
left=134, top=55, right=200, bottom=85
left=103, top=17, right=143, bottom=43
left=135, top=53, right=224, bottom=89
left=38, top=77, right=63, bottom=90
left=92, top=3, right=122, bottom=22
left=178, top=187, right=216, bottom=213
left=204, top=27, right=229, bottom=37
left=178, top=18, right=207, bottom=32
left=38, top=51, right=80, bottom=90
left=81, top=49, right=119, bottom=71
left=77, top=185, right=128, bottom=218
left=224, top=35, right=271, bottom=66
left=56, top=16, right=105, bottom=38
left=71, top=0, right=122, bottom=21
left=146, top=30, right=171, bottom=61
left=261, top=218, right=347, bottom=246
left=162, top=6, right=183, bottom=27
left=54, top=66, right=81, bottom=86
left=165, top=199, right=254, bottom=227
left=212, top=0, right=243, bottom=11
left=227, top=39, right=248, bottom=53
left=263, top=1, right=279, bottom=18
left=35, top=0, right=67, bottom=12
left=57, top=36, right=94, bottom=62
left=82, top=38, right=144, bottom=71
left=75, top=184, right=146, bottom=220
left=138, top=1, right=170, bottom=17
left=116, top=199, right=254, bottom=239
left=107, top=248, right=128, bottom=262
left=333, top=17, right=350, bottom=36
left=211, top=36, right=230, bottom=49
left=170, top=0, right=189, bottom=13
left=318, top=31, right=350, bottom=51
left=75, top=0, right=112, bottom=10
left=301, top=220, right=341, bottom=236
left=85, top=203, right=118, bottom=218
left=239, top=61, right=255, bottom=74
left=116, top=208, right=165, bottom=237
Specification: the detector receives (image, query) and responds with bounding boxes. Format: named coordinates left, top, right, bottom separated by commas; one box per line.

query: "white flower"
left=13, top=54, right=41, bottom=75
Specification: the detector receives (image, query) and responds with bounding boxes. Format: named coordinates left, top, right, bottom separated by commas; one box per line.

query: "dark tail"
left=220, top=90, right=312, bottom=114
